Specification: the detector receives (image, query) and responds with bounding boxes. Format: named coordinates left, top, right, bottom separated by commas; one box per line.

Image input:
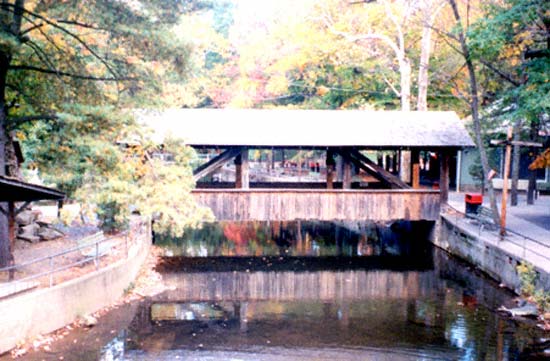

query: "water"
left=19, top=221, right=550, bottom=360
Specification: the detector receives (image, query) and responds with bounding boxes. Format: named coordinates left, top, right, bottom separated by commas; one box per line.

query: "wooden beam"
left=500, top=127, right=513, bottom=236
left=490, top=139, right=542, bottom=148
left=8, top=202, right=15, bottom=280
left=411, top=149, right=420, bottom=189
left=192, top=147, right=242, bottom=182
left=235, top=148, right=249, bottom=189
left=343, top=157, right=352, bottom=189
left=399, top=150, right=411, bottom=183
left=336, top=149, right=410, bottom=189
left=326, top=149, right=336, bottom=189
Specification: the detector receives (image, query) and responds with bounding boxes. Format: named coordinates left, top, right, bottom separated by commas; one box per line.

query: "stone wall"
left=435, top=215, right=550, bottom=294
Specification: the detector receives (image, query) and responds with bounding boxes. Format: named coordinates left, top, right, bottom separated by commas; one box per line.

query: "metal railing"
left=0, top=218, right=150, bottom=289
left=445, top=205, right=550, bottom=265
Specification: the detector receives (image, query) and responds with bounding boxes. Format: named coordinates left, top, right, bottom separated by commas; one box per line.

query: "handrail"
left=0, top=219, right=149, bottom=288
left=444, top=205, right=550, bottom=264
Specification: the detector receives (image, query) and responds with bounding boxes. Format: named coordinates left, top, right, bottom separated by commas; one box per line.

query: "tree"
left=322, top=0, right=414, bottom=111
left=446, top=0, right=501, bottom=225
left=468, top=0, right=550, bottom=205
left=0, top=0, right=207, bottom=267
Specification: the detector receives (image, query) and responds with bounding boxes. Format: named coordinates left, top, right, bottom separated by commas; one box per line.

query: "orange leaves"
left=529, top=149, right=550, bottom=170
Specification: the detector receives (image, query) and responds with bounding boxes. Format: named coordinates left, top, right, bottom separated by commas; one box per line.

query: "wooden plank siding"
left=192, top=189, right=440, bottom=222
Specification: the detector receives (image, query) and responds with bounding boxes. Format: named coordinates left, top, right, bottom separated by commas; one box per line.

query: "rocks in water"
left=81, top=315, right=98, bottom=327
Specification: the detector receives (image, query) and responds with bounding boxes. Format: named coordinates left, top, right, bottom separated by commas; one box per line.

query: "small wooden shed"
left=0, top=176, right=65, bottom=268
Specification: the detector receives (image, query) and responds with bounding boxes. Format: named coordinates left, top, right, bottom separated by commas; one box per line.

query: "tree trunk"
left=417, top=7, right=433, bottom=111
left=448, top=0, right=500, bottom=225
left=510, top=119, right=522, bottom=206
left=399, top=57, right=411, bottom=111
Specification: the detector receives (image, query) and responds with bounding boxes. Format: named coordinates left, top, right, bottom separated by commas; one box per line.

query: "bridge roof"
left=137, top=109, right=475, bottom=149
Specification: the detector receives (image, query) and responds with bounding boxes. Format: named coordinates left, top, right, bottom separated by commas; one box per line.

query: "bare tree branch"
left=55, top=19, right=107, bottom=31
left=20, top=22, right=44, bottom=36
left=9, top=65, right=135, bottom=81
left=479, top=58, right=521, bottom=86
left=2, top=3, right=121, bottom=80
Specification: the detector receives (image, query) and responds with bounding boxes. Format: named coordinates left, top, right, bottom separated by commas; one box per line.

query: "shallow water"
left=17, top=221, right=549, bottom=360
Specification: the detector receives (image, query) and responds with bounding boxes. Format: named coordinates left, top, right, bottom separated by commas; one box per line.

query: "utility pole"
left=490, top=127, right=542, bottom=237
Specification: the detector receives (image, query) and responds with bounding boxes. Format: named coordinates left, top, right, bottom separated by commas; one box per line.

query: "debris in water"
left=498, top=303, right=539, bottom=318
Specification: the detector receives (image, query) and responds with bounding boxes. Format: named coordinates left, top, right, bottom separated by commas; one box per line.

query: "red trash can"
left=465, top=193, right=483, bottom=214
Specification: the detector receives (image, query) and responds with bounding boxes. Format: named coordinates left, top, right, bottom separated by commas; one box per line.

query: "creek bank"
left=0, top=221, right=151, bottom=355
left=435, top=212, right=550, bottom=331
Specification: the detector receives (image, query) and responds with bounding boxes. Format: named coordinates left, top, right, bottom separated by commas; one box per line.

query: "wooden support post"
left=335, top=149, right=410, bottom=189
left=7, top=202, right=15, bottom=280
left=235, top=148, right=249, bottom=189
left=343, top=156, right=352, bottom=189
left=399, top=150, right=411, bottom=183
left=8, top=202, right=14, bottom=250
left=377, top=152, right=383, bottom=167
left=439, top=150, right=450, bottom=205
left=411, top=149, right=420, bottom=189
left=500, top=128, right=513, bottom=236
left=489, top=128, right=541, bottom=236
left=193, top=147, right=242, bottom=182
left=326, top=149, right=335, bottom=189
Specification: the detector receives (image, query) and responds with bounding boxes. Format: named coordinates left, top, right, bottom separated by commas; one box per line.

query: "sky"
left=229, top=0, right=317, bottom=44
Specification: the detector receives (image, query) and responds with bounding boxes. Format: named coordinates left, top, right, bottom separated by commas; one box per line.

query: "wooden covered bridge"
left=139, top=109, right=474, bottom=222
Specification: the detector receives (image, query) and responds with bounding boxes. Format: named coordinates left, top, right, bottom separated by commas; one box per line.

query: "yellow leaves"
left=316, top=85, right=330, bottom=96
left=265, top=75, right=289, bottom=95
left=126, top=55, right=140, bottom=65
left=14, top=131, right=26, bottom=141
left=58, top=145, right=72, bottom=154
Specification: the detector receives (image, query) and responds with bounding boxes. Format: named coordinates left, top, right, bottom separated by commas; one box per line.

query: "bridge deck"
left=192, top=189, right=440, bottom=221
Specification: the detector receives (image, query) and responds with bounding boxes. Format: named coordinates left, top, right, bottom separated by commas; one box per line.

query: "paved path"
left=446, top=192, right=550, bottom=273
left=448, top=192, right=550, bottom=244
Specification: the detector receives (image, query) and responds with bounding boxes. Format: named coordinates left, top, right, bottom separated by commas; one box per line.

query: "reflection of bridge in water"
left=158, top=268, right=435, bottom=302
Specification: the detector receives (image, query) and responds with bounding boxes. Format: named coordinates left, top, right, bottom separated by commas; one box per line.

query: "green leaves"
left=467, top=0, right=549, bottom=123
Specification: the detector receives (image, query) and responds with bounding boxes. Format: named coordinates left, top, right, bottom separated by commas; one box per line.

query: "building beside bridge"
left=138, top=109, right=474, bottom=223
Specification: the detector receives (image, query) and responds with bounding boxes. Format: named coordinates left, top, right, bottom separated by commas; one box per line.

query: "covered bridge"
left=139, top=109, right=474, bottom=222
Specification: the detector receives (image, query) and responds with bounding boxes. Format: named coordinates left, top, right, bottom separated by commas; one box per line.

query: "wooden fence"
left=192, top=189, right=440, bottom=222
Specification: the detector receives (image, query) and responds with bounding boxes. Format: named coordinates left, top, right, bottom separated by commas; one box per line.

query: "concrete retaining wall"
left=435, top=215, right=550, bottom=294
left=0, top=233, right=150, bottom=355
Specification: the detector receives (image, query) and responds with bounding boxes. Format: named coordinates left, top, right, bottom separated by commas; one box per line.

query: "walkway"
left=446, top=192, right=550, bottom=275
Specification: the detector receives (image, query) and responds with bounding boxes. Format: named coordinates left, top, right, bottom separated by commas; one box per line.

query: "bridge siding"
left=192, top=189, right=440, bottom=221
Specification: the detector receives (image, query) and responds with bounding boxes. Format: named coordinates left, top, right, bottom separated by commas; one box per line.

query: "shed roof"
left=0, top=176, right=65, bottom=202
left=137, top=109, right=475, bottom=149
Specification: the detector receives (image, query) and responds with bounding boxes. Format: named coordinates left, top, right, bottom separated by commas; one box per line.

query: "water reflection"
left=88, top=221, right=547, bottom=361
left=156, top=220, right=434, bottom=258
